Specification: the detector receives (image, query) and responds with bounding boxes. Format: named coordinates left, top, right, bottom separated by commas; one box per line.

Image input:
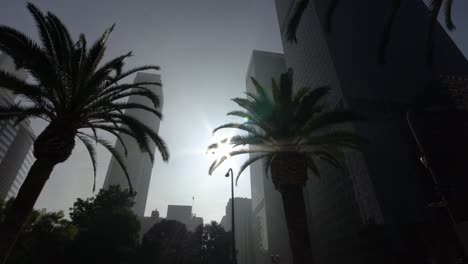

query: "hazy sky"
left=1, top=0, right=468, bottom=223
left=1, top=0, right=283, bottom=222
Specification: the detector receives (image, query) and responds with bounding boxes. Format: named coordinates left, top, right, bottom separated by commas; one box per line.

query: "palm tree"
left=0, top=3, right=169, bottom=263
left=286, top=0, right=456, bottom=63
left=207, top=69, right=365, bottom=264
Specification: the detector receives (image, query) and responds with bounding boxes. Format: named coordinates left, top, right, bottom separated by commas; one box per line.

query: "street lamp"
left=225, top=168, right=237, bottom=264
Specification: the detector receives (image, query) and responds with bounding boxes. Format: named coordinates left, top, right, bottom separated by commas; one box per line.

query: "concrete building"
left=166, top=205, right=203, bottom=231
left=221, top=197, right=254, bottom=264
left=0, top=54, right=35, bottom=200
left=246, top=50, right=293, bottom=264
left=272, top=0, right=468, bottom=263
left=103, top=72, right=163, bottom=216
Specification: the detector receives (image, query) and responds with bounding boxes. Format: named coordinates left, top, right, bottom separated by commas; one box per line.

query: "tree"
left=0, top=199, right=76, bottom=264
left=200, top=221, right=231, bottom=264
left=139, top=219, right=189, bottom=264
left=286, top=0, right=456, bottom=63
left=0, top=3, right=169, bottom=262
left=69, top=186, right=140, bottom=264
left=208, top=69, right=365, bottom=264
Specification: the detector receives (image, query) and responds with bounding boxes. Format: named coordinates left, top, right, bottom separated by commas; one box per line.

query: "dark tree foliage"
left=139, top=219, right=189, bottom=264
left=0, top=3, right=168, bottom=261
left=139, top=220, right=231, bottom=264
left=199, top=221, right=231, bottom=264
left=0, top=199, right=76, bottom=264
left=69, top=186, right=140, bottom=264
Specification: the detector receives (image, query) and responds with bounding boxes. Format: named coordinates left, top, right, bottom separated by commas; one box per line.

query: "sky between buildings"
left=1, top=0, right=467, bottom=223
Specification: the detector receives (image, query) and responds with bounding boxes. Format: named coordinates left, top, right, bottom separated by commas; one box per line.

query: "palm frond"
left=304, top=155, right=320, bottom=177
left=236, top=154, right=271, bottom=185
left=378, top=0, right=402, bottom=64
left=110, top=65, right=160, bottom=84
left=263, top=154, right=275, bottom=178
left=208, top=156, right=228, bottom=176
left=444, top=0, right=455, bottom=31
left=212, top=123, right=262, bottom=137
left=286, top=0, right=309, bottom=43
left=76, top=133, right=98, bottom=192
left=98, top=113, right=169, bottom=161
left=87, top=133, right=133, bottom=193
left=86, top=124, right=128, bottom=156
left=278, top=68, right=293, bottom=106
left=26, top=3, right=55, bottom=58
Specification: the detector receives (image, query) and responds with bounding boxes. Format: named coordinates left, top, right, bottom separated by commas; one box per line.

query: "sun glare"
left=209, top=135, right=234, bottom=164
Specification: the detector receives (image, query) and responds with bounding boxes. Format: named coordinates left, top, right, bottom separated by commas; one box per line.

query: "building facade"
left=166, top=205, right=203, bottom=231
left=246, top=50, right=293, bottom=264
left=0, top=54, right=35, bottom=200
left=221, top=197, right=254, bottom=264
left=274, top=0, right=468, bottom=263
left=103, top=72, right=163, bottom=217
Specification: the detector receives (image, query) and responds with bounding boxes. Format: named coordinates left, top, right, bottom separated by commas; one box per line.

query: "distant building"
left=222, top=198, right=254, bottom=264
left=273, top=0, right=468, bottom=263
left=103, top=72, right=163, bottom=217
left=0, top=54, right=35, bottom=200
left=166, top=205, right=203, bottom=231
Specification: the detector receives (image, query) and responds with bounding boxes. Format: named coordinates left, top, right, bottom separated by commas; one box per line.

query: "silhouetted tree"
left=69, top=186, right=140, bottom=264
left=286, top=0, right=457, bottom=63
left=208, top=69, right=365, bottom=264
left=200, top=221, right=231, bottom=264
left=0, top=199, right=76, bottom=264
left=139, top=219, right=188, bottom=264
left=0, top=3, right=169, bottom=262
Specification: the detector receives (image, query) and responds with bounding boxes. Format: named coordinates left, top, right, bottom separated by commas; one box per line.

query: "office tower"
left=0, top=54, right=35, bottom=200
left=274, top=0, right=468, bottom=263
left=166, top=205, right=203, bottom=231
left=103, top=72, right=163, bottom=216
left=222, top=197, right=254, bottom=264
left=246, top=50, right=293, bottom=264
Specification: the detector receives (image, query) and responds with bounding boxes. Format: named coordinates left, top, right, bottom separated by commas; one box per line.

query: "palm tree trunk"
left=0, top=159, right=55, bottom=264
left=281, top=184, right=314, bottom=264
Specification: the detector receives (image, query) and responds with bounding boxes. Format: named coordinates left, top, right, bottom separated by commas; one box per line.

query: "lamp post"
left=225, top=168, right=237, bottom=264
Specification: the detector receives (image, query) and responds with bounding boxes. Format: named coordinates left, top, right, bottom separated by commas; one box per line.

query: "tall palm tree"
left=0, top=3, right=169, bottom=263
left=286, top=0, right=456, bottom=63
left=207, top=69, right=365, bottom=264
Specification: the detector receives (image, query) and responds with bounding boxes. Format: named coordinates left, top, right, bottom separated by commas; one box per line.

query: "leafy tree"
left=0, top=199, right=76, bottom=264
left=208, top=69, right=365, bottom=264
left=200, top=221, right=231, bottom=264
left=0, top=3, right=169, bottom=261
left=139, top=219, right=189, bottom=264
left=69, top=185, right=140, bottom=264
left=286, top=0, right=456, bottom=63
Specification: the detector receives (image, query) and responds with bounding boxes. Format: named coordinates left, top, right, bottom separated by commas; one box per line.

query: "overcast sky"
left=1, top=0, right=468, bottom=223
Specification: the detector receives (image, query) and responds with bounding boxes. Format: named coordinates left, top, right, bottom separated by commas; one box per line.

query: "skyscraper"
left=246, top=50, right=293, bottom=264
left=222, top=197, right=254, bottom=264
left=0, top=54, right=35, bottom=200
left=274, top=0, right=468, bottom=263
left=103, top=72, right=163, bottom=217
